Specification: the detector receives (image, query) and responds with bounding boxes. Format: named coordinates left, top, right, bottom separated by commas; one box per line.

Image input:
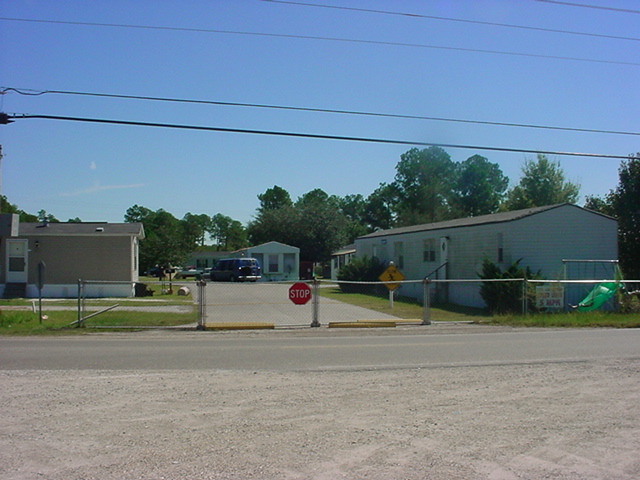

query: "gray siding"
left=507, top=206, right=617, bottom=277
left=25, top=235, right=136, bottom=284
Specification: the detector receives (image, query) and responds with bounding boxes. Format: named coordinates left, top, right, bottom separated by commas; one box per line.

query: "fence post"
left=311, top=279, right=320, bottom=327
left=422, top=279, right=431, bottom=325
left=197, top=280, right=206, bottom=330
left=76, top=279, right=84, bottom=328
left=522, top=278, right=528, bottom=315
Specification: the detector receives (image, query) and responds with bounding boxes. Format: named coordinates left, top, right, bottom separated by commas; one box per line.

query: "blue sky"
left=1, top=0, right=638, bottom=225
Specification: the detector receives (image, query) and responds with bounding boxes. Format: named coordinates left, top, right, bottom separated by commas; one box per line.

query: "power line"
left=261, top=0, right=640, bottom=42
left=4, top=113, right=631, bottom=160
left=0, top=17, right=637, bottom=67
left=534, top=0, right=640, bottom=14
left=3, top=87, right=638, bottom=137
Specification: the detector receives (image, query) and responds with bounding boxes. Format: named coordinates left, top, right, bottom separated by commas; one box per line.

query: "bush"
left=134, top=282, right=154, bottom=297
left=337, top=256, right=386, bottom=294
left=619, top=290, right=640, bottom=313
left=479, top=259, right=541, bottom=314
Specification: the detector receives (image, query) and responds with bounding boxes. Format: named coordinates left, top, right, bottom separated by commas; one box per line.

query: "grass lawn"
left=318, top=287, right=493, bottom=322
left=319, top=287, right=640, bottom=328
left=0, top=308, right=197, bottom=335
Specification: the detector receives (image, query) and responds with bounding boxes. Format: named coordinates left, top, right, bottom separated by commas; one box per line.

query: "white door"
left=6, top=239, right=28, bottom=283
left=439, top=237, right=449, bottom=279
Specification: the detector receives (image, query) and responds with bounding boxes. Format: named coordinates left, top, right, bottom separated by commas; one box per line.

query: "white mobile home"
left=354, top=204, right=618, bottom=307
left=234, top=241, right=300, bottom=281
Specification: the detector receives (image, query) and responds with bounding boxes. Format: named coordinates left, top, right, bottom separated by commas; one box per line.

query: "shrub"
left=479, top=259, right=541, bottom=314
left=337, top=256, right=386, bottom=294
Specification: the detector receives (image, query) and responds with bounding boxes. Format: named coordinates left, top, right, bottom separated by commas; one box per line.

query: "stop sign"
left=289, top=282, right=312, bottom=305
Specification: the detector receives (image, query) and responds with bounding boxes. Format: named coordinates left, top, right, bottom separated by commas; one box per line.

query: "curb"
left=328, top=321, right=397, bottom=328
left=203, top=322, right=275, bottom=331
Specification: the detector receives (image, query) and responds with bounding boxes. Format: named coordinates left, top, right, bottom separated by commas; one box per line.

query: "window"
left=497, top=233, right=504, bottom=262
left=268, top=254, right=279, bottom=273
left=394, top=242, right=404, bottom=269
left=423, top=239, right=436, bottom=262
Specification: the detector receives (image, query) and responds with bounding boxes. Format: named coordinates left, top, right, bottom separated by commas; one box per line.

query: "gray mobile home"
left=1, top=214, right=144, bottom=298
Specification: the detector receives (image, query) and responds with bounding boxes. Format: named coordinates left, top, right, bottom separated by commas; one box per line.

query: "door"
left=439, top=237, right=449, bottom=279
left=6, top=239, right=28, bottom=283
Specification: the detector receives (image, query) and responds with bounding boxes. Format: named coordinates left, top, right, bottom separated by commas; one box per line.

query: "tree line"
left=2, top=147, right=638, bottom=277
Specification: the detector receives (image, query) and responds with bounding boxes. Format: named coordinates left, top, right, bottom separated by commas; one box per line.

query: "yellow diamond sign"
left=379, top=264, right=405, bottom=291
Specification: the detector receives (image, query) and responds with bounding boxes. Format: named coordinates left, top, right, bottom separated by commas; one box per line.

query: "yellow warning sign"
left=378, top=264, right=405, bottom=291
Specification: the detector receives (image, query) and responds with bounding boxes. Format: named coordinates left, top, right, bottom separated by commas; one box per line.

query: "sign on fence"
left=289, top=282, right=312, bottom=305
left=379, top=264, right=405, bottom=291
left=536, top=285, right=564, bottom=309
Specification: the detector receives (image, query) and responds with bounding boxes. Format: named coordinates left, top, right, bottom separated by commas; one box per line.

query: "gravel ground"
left=1, top=349, right=639, bottom=479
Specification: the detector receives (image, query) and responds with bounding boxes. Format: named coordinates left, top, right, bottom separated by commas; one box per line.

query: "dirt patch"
left=1, top=356, right=639, bottom=479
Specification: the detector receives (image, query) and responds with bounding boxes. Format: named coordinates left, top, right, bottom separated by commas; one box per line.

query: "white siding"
left=355, top=205, right=618, bottom=308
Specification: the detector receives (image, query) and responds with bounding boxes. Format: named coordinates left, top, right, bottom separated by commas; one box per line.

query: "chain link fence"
left=70, top=277, right=640, bottom=330
left=75, top=280, right=202, bottom=329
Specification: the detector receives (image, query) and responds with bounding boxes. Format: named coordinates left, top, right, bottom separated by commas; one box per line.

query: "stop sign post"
left=289, top=282, right=312, bottom=305
left=289, top=281, right=320, bottom=327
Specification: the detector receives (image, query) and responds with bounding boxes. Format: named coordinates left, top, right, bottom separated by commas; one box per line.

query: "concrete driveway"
left=203, top=282, right=402, bottom=327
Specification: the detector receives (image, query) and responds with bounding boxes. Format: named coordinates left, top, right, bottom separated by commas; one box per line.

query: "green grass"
left=318, top=287, right=493, bottom=322
left=319, top=287, right=640, bottom=328
left=483, top=311, right=640, bottom=328
left=0, top=308, right=196, bottom=335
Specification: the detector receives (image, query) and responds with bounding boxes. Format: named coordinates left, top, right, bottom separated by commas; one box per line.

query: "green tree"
left=607, top=154, right=640, bottom=278
left=124, top=204, right=153, bottom=223
left=363, top=183, right=397, bottom=231
left=294, top=189, right=350, bottom=262
left=338, top=194, right=369, bottom=242
left=257, top=185, right=292, bottom=214
left=0, top=195, right=37, bottom=222
left=452, top=155, right=509, bottom=217
left=37, top=210, right=59, bottom=223
left=67, top=217, right=83, bottom=223
left=210, top=213, right=247, bottom=251
left=182, top=212, right=212, bottom=247
left=392, top=147, right=457, bottom=225
left=125, top=205, right=191, bottom=272
left=248, top=188, right=350, bottom=263
left=247, top=204, right=299, bottom=248
left=503, top=154, right=580, bottom=210
left=583, top=195, right=614, bottom=216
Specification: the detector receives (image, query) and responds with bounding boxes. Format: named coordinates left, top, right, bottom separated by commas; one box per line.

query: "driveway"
left=203, top=282, right=402, bottom=327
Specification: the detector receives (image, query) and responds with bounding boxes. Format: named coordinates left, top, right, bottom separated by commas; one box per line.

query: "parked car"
left=209, top=258, right=261, bottom=282
left=146, top=266, right=178, bottom=278
left=176, top=266, right=202, bottom=278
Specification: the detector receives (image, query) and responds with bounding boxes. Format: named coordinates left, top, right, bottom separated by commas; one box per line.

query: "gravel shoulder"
left=1, top=328, right=639, bottom=480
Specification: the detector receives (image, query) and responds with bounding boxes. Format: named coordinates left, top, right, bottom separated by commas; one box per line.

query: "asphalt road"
left=1, top=326, right=639, bottom=371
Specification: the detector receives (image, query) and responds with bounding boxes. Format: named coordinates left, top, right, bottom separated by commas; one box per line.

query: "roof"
left=357, top=204, right=613, bottom=240
left=18, top=222, right=145, bottom=239
left=332, top=244, right=356, bottom=256
left=233, top=241, right=300, bottom=253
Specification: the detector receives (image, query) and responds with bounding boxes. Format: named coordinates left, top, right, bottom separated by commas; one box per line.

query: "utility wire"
left=261, top=0, right=640, bottom=42
left=534, top=0, right=640, bottom=14
left=4, top=113, right=631, bottom=160
left=0, top=17, right=637, bottom=67
left=3, top=87, right=638, bottom=137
